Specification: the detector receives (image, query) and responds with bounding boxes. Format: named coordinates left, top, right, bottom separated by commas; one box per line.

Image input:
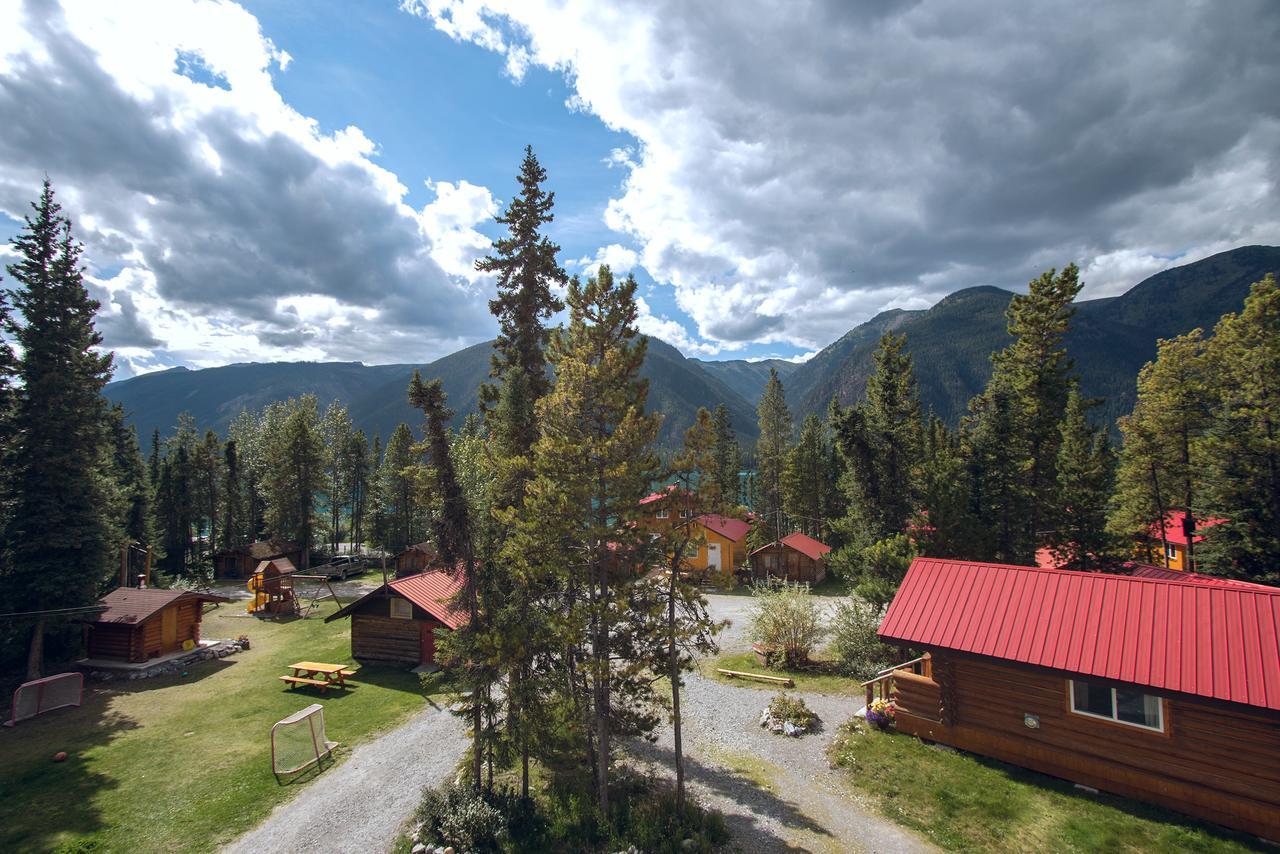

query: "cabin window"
left=1165, top=544, right=1178, bottom=561
left=1069, top=679, right=1163, bottom=731
left=679, top=509, right=692, bottom=518
left=656, top=509, right=669, bottom=519
left=389, top=598, right=413, bottom=620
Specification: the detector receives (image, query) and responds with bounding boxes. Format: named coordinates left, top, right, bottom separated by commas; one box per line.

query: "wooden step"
left=717, top=668, right=794, bottom=687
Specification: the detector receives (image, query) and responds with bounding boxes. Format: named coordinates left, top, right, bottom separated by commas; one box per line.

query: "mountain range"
left=105, top=245, right=1280, bottom=448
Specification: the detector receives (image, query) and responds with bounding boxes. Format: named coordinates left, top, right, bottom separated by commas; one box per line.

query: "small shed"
left=213, top=539, right=303, bottom=579
left=83, top=588, right=230, bottom=663
left=393, top=542, right=438, bottom=578
left=748, top=532, right=832, bottom=583
left=324, top=569, right=466, bottom=667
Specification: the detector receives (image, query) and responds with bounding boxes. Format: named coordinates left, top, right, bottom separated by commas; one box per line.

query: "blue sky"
left=1, top=0, right=1276, bottom=377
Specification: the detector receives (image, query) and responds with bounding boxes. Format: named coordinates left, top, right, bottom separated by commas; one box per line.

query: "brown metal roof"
left=90, top=588, right=230, bottom=624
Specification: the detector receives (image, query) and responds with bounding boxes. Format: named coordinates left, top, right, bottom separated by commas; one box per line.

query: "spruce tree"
left=106, top=404, right=154, bottom=549
left=346, top=429, right=371, bottom=553
left=782, top=414, right=835, bottom=539
left=374, top=423, right=419, bottom=553
left=2, top=181, right=115, bottom=677
left=1198, top=275, right=1280, bottom=582
left=1048, top=388, right=1114, bottom=570
left=755, top=369, right=792, bottom=542
left=475, top=145, right=567, bottom=404
left=967, top=264, right=1081, bottom=562
left=710, top=403, right=742, bottom=506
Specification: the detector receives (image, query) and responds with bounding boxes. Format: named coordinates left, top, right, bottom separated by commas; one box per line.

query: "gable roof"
left=326, top=567, right=468, bottom=629
left=217, top=539, right=300, bottom=560
left=751, top=532, right=832, bottom=561
left=880, top=557, right=1280, bottom=713
left=1129, top=562, right=1277, bottom=592
left=397, top=542, right=436, bottom=557
left=90, top=588, right=230, bottom=625
left=697, top=514, right=751, bottom=542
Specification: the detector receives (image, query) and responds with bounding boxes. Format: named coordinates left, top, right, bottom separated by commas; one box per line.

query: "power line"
left=0, top=604, right=107, bottom=620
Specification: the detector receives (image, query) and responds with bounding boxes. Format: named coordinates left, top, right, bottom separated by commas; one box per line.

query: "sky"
left=0, top=0, right=1277, bottom=379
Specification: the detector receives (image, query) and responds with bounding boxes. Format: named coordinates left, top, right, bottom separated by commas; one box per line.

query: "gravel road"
left=221, top=702, right=467, bottom=854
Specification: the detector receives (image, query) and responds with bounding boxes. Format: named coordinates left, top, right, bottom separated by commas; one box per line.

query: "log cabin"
left=213, top=539, right=303, bottom=579
left=324, top=568, right=467, bottom=667
left=748, top=532, right=832, bottom=583
left=873, top=557, right=1280, bottom=840
left=393, top=542, right=438, bottom=578
left=82, top=588, right=230, bottom=663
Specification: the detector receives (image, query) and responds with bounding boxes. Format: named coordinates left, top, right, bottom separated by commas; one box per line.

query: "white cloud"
left=406, top=0, right=1280, bottom=352
left=569, top=243, right=639, bottom=278
left=634, top=296, right=728, bottom=358
left=0, top=0, right=497, bottom=372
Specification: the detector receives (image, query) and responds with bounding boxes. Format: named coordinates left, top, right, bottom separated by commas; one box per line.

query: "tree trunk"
left=668, top=565, right=685, bottom=811
left=26, top=618, right=45, bottom=680
left=1149, top=461, right=1170, bottom=568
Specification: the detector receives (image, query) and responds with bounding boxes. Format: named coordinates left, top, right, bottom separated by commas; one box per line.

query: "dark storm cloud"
left=417, top=0, right=1280, bottom=350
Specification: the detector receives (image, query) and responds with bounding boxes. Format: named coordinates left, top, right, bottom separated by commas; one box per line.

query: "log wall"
left=894, top=651, right=1280, bottom=840
left=352, top=615, right=420, bottom=664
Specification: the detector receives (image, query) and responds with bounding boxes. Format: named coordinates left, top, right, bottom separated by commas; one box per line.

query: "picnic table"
left=279, top=661, right=355, bottom=694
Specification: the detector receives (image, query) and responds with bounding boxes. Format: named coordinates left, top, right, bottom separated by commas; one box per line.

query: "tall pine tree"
left=2, top=181, right=116, bottom=677
left=755, top=368, right=792, bottom=542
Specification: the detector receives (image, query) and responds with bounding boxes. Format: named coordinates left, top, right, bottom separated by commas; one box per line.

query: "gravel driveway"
left=221, top=702, right=467, bottom=854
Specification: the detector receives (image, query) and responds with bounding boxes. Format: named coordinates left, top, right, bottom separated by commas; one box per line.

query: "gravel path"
left=636, top=673, right=932, bottom=854
left=627, top=591, right=932, bottom=853
left=221, top=702, right=467, bottom=854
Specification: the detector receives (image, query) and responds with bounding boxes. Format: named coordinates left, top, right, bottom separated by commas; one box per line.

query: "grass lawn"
left=0, top=600, right=450, bottom=854
left=700, top=651, right=861, bottom=696
left=832, top=724, right=1267, bottom=852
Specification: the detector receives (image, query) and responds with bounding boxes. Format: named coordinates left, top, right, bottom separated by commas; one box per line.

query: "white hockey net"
left=271, top=703, right=339, bottom=778
left=7, top=672, right=84, bottom=726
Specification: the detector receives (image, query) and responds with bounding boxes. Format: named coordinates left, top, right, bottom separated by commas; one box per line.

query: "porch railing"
left=859, top=655, right=927, bottom=708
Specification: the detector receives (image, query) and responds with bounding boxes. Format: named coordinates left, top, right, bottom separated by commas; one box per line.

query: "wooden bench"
left=339, top=669, right=357, bottom=678
left=279, top=675, right=330, bottom=689
left=717, top=668, right=795, bottom=688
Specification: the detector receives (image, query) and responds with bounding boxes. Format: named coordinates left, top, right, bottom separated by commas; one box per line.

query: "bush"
left=767, top=692, right=817, bottom=729
left=828, top=598, right=899, bottom=679
left=415, top=784, right=508, bottom=853
left=850, top=534, right=917, bottom=609
left=746, top=580, right=826, bottom=667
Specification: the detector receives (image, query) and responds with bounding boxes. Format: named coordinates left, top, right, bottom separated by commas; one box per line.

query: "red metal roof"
left=1129, top=563, right=1277, bottom=592
left=697, top=514, right=751, bottom=543
left=782, top=532, right=832, bottom=560
left=1149, top=511, right=1225, bottom=546
left=389, top=568, right=468, bottom=629
left=880, top=557, right=1280, bottom=712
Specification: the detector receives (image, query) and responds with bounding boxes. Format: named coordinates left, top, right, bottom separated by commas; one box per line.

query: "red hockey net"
left=6, top=672, right=84, bottom=726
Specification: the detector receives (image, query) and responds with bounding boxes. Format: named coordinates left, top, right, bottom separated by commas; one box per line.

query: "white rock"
left=410, top=844, right=425, bottom=854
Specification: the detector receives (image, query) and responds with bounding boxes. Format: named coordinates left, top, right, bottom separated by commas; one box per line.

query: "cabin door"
left=419, top=623, right=436, bottom=665
left=160, top=607, right=178, bottom=651
left=707, top=542, right=722, bottom=572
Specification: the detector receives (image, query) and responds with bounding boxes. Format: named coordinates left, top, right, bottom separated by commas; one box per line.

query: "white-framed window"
left=1069, top=678, right=1164, bottom=732
left=389, top=598, right=414, bottom=620
left=1165, top=544, right=1178, bottom=561
left=679, top=509, right=692, bottom=518
left=656, top=509, right=669, bottom=519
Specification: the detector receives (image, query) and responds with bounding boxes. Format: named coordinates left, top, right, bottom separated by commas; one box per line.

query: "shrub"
left=828, top=598, right=899, bottom=679
left=746, top=580, right=826, bottom=667
left=767, top=692, right=817, bottom=729
left=415, top=784, right=508, bottom=853
left=852, top=534, right=917, bottom=609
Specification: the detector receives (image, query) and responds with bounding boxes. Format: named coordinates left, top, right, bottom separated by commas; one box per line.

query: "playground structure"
left=271, top=702, right=338, bottom=780
left=247, top=557, right=298, bottom=616
left=247, top=557, right=345, bottom=618
left=6, top=672, right=84, bottom=726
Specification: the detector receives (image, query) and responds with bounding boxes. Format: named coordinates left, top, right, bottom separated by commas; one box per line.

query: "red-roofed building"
left=1128, top=562, right=1277, bottom=592
left=872, top=557, right=1280, bottom=839
left=748, top=532, right=833, bottom=583
left=636, top=486, right=752, bottom=576
left=326, top=568, right=467, bottom=667
left=1138, top=510, right=1226, bottom=571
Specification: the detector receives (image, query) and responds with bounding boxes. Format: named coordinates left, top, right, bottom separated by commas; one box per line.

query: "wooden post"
left=120, top=546, right=128, bottom=588
left=144, top=546, right=152, bottom=588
